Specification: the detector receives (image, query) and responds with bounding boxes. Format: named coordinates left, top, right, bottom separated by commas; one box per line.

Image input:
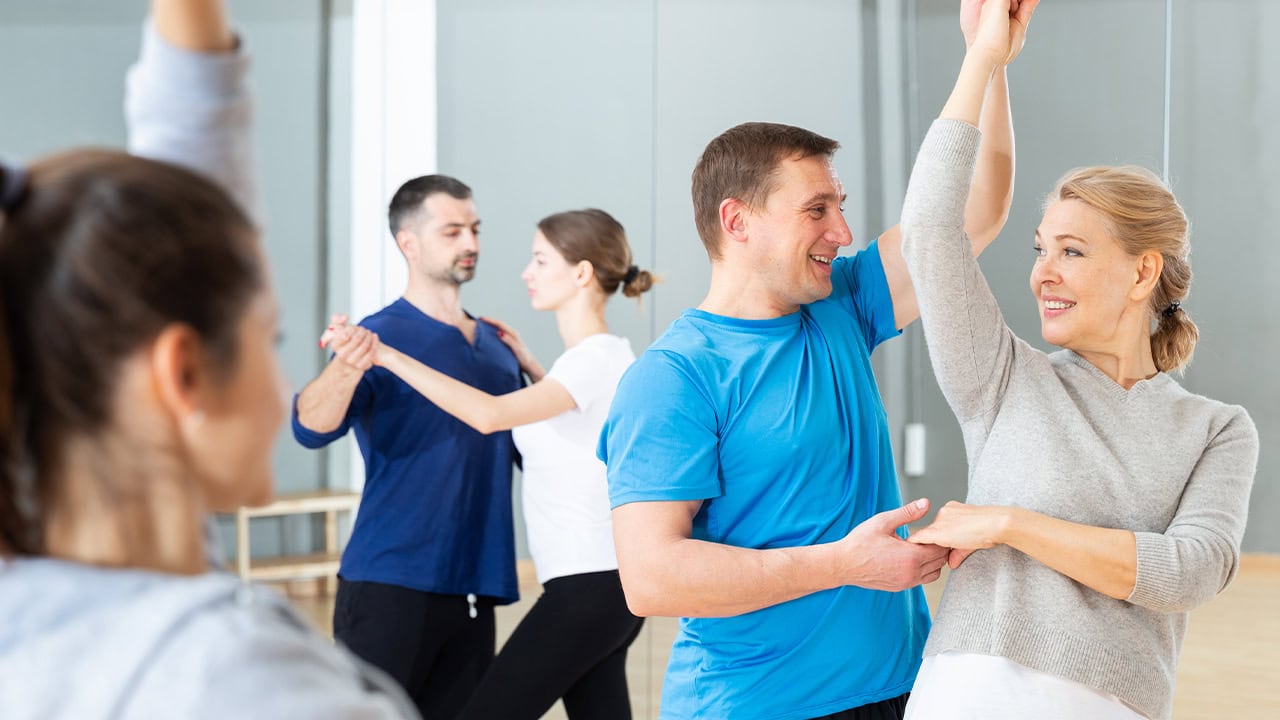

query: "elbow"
left=292, top=419, right=337, bottom=448
left=471, top=413, right=506, bottom=436
left=616, top=566, right=673, bottom=618
left=618, top=576, right=660, bottom=618
left=1127, top=543, right=1238, bottom=614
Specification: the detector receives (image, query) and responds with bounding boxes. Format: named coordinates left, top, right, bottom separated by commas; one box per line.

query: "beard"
left=432, top=253, right=478, bottom=285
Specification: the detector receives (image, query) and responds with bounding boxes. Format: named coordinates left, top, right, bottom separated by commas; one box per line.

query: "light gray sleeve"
left=126, top=597, right=419, bottom=719
left=1128, top=408, right=1259, bottom=613
left=125, top=19, right=262, bottom=225
left=899, top=118, right=1017, bottom=423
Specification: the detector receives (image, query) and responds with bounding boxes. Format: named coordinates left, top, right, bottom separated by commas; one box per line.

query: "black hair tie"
left=1162, top=301, right=1182, bottom=318
left=623, top=265, right=639, bottom=284
left=0, top=161, right=28, bottom=211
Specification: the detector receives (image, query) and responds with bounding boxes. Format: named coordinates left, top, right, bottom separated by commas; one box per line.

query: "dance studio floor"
left=288, top=555, right=1280, bottom=719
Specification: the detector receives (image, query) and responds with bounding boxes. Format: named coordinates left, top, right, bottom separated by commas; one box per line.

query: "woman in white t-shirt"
left=325, top=208, right=651, bottom=720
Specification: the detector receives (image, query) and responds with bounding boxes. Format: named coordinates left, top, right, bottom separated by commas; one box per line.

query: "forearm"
left=1002, top=507, right=1137, bottom=600
left=618, top=535, right=839, bottom=618
left=379, top=350, right=510, bottom=434
left=941, top=51, right=999, bottom=128
left=964, top=68, right=1013, bottom=249
left=295, top=362, right=364, bottom=434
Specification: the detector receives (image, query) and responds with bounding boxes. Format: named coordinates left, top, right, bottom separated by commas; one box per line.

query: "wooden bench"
left=234, top=490, right=361, bottom=593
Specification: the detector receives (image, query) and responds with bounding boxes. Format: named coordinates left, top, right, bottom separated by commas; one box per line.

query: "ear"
left=719, top=197, right=750, bottom=247
left=1130, top=250, right=1164, bottom=303
left=395, top=229, right=417, bottom=260
left=574, top=259, right=596, bottom=288
left=149, top=323, right=209, bottom=429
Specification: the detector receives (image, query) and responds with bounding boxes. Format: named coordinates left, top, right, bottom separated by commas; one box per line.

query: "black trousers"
left=333, top=579, right=496, bottom=720
left=456, top=569, right=644, bottom=720
left=813, top=693, right=910, bottom=720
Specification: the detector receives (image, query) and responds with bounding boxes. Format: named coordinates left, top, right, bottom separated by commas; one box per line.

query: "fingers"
left=872, top=497, right=930, bottom=533
left=1015, top=0, right=1039, bottom=25
left=480, top=316, right=513, bottom=335
left=330, top=326, right=378, bottom=371
left=320, top=313, right=353, bottom=349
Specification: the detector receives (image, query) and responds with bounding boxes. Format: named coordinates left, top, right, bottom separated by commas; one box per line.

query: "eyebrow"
left=1033, top=229, right=1090, bottom=244
left=800, top=191, right=846, bottom=207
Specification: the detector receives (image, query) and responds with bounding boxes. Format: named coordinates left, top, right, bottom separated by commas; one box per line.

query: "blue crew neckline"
left=682, top=307, right=803, bottom=332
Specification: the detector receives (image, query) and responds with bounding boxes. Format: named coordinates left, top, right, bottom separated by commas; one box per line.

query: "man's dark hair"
left=387, top=174, right=472, bottom=237
left=691, top=122, right=839, bottom=259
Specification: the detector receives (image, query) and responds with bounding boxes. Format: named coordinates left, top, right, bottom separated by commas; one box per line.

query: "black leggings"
left=457, top=569, right=644, bottom=720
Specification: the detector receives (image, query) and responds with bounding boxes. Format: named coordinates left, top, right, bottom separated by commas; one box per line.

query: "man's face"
left=744, top=155, right=853, bottom=312
left=404, top=193, right=481, bottom=286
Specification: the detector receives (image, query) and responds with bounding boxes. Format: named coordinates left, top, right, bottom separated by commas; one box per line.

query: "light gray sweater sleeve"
left=125, top=19, right=262, bottom=224
left=900, top=118, right=1017, bottom=422
left=1128, top=408, right=1259, bottom=612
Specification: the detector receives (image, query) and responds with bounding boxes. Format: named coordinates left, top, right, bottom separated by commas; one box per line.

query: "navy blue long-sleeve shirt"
left=293, top=298, right=522, bottom=603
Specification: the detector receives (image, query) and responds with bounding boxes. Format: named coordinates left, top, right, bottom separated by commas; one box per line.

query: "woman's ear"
left=149, top=323, right=209, bottom=432
left=1130, top=250, right=1164, bottom=303
left=575, top=259, right=596, bottom=288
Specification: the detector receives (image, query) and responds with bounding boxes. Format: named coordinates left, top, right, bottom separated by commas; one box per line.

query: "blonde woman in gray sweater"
left=898, top=1, right=1258, bottom=719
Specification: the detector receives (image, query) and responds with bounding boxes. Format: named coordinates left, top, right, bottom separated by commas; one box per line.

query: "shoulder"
left=1161, top=380, right=1260, bottom=448
left=359, top=301, right=412, bottom=333
left=142, top=582, right=409, bottom=717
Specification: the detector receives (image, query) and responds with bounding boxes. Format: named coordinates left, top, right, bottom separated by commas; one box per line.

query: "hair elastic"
left=0, top=161, right=28, bottom=211
left=1161, top=301, right=1182, bottom=318
left=623, top=265, right=639, bottom=284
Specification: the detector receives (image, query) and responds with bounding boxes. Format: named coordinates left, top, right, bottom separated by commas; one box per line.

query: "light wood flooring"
left=286, top=555, right=1280, bottom=719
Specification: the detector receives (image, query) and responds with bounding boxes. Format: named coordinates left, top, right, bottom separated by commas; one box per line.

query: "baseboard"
left=1241, top=553, right=1280, bottom=571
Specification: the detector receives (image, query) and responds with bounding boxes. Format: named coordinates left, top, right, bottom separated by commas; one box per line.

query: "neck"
left=403, top=278, right=468, bottom=327
left=699, top=261, right=796, bottom=320
left=44, top=434, right=207, bottom=575
left=1070, top=309, right=1162, bottom=389
left=554, top=292, right=609, bottom=349
left=1074, top=334, right=1160, bottom=390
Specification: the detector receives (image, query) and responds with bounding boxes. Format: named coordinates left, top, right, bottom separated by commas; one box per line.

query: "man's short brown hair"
left=691, top=122, right=840, bottom=259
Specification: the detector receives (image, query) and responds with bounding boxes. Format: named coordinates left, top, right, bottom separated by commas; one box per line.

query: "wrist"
left=996, top=506, right=1022, bottom=547
left=961, top=48, right=1001, bottom=79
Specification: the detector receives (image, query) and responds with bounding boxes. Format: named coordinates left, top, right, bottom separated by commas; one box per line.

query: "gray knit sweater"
left=899, top=119, right=1259, bottom=720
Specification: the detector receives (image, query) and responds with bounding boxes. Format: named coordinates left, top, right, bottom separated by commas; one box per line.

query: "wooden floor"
left=288, top=555, right=1280, bottom=719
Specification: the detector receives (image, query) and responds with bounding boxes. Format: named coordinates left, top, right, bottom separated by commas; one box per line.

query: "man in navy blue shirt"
left=293, top=175, right=523, bottom=719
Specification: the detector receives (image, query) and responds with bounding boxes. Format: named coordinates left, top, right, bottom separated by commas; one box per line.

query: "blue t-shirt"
left=599, top=242, right=930, bottom=720
left=292, top=299, right=522, bottom=603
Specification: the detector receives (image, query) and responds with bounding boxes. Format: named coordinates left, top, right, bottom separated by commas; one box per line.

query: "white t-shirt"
left=511, top=334, right=635, bottom=584
left=905, top=652, right=1149, bottom=719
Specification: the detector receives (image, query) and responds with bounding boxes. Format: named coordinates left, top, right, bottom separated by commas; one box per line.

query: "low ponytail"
left=1151, top=302, right=1198, bottom=373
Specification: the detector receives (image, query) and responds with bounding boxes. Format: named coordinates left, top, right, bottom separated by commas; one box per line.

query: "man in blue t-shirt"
left=598, top=24, right=1016, bottom=718
left=293, top=175, right=522, bottom=719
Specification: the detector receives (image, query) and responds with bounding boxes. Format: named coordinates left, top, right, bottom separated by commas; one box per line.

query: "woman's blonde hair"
left=1046, top=166, right=1198, bottom=373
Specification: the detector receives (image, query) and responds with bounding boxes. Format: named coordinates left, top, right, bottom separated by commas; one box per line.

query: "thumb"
left=874, top=498, right=930, bottom=533
left=949, top=548, right=976, bottom=570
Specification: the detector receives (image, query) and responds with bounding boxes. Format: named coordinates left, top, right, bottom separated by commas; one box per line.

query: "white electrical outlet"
left=904, top=423, right=926, bottom=477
